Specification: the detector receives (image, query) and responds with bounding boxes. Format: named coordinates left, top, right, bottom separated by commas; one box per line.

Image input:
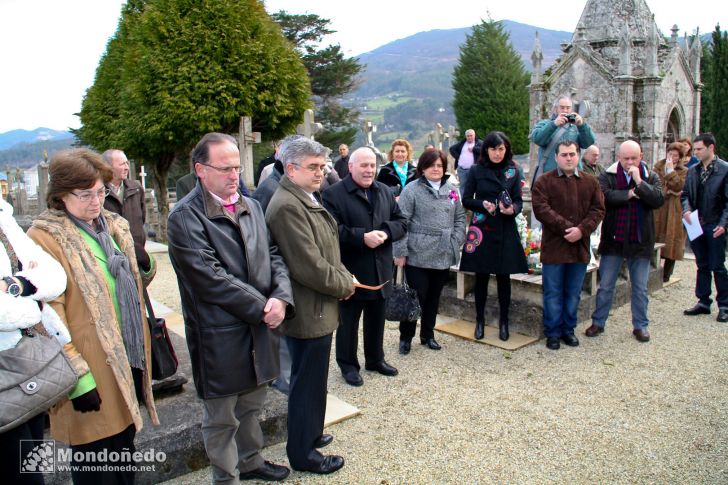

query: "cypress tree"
left=451, top=19, right=530, bottom=154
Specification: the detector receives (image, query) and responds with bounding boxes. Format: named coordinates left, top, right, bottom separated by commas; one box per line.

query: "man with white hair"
left=102, top=149, right=154, bottom=280
left=581, top=145, right=605, bottom=178
left=449, top=129, right=482, bottom=193
left=586, top=140, right=664, bottom=343
left=322, top=147, right=406, bottom=387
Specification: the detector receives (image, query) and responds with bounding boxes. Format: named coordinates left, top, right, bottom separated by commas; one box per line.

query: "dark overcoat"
left=459, top=161, right=528, bottom=274
left=322, top=176, right=407, bottom=300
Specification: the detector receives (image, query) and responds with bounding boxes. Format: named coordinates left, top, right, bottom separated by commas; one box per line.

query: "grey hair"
left=190, top=132, right=238, bottom=165
left=101, top=149, right=124, bottom=165
left=465, top=129, right=475, bottom=137
left=552, top=94, right=572, bottom=112
left=279, top=136, right=331, bottom=169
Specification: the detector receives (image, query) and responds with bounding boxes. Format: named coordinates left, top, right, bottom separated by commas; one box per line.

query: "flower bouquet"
left=516, top=213, right=542, bottom=274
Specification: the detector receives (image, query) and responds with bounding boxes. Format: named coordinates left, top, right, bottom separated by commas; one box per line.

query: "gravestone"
left=296, top=109, right=323, bottom=140
left=238, top=116, right=261, bottom=190
left=361, top=120, right=386, bottom=167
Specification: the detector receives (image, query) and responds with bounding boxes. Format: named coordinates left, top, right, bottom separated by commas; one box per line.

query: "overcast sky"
left=0, top=0, right=723, bottom=133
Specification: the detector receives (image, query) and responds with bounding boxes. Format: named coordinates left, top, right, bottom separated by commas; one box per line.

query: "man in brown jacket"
left=266, top=136, right=355, bottom=475
left=532, top=140, right=605, bottom=350
left=102, top=149, right=154, bottom=280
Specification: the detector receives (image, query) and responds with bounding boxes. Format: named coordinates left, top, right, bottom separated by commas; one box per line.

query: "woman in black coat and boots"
left=459, top=131, right=528, bottom=341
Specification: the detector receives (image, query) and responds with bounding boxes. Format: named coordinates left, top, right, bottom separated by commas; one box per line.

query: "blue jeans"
left=689, top=223, right=728, bottom=309
left=457, top=167, right=471, bottom=197
left=591, top=254, right=650, bottom=330
left=542, top=263, right=587, bottom=337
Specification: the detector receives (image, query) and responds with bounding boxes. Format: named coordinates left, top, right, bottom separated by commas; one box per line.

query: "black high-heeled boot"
left=474, top=320, right=485, bottom=340
left=499, top=319, right=509, bottom=341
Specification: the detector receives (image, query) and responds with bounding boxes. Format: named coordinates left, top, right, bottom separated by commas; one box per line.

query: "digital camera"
left=498, top=190, right=513, bottom=208
left=566, top=113, right=577, bottom=123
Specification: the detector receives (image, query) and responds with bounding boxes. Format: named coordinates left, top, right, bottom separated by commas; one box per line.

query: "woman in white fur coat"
left=0, top=197, right=67, bottom=485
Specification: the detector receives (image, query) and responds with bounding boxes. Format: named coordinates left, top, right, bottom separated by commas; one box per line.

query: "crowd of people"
left=1, top=97, right=726, bottom=483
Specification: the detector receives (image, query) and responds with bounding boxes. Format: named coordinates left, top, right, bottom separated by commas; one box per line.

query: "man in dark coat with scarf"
left=586, top=140, right=664, bottom=343
left=322, top=147, right=407, bottom=387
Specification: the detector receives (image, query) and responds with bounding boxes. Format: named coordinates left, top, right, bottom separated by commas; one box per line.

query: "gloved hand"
left=71, top=388, right=102, bottom=413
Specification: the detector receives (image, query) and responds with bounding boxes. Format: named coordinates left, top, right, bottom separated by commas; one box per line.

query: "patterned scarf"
left=66, top=211, right=146, bottom=371
left=614, top=163, right=643, bottom=243
left=699, top=159, right=715, bottom=185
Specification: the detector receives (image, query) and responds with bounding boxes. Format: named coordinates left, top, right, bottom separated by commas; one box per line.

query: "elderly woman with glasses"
left=27, top=148, right=158, bottom=485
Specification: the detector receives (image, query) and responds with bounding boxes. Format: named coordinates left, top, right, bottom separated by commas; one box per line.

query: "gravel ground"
left=151, top=253, right=728, bottom=484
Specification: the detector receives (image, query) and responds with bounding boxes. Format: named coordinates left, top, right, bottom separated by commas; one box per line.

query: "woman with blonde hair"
left=28, top=148, right=158, bottom=484
left=654, top=141, right=689, bottom=282
left=377, top=138, right=417, bottom=197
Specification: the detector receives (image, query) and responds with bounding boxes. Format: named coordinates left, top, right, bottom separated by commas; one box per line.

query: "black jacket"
left=252, top=160, right=284, bottom=212
left=598, top=162, right=664, bottom=259
left=459, top=161, right=528, bottom=274
left=167, top=183, right=294, bottom=399
left=376, top=161, right=417, bottom=197
left=334, top=155, right=350, bottom=179
left=322, top=176, right=407, bottom=299
left=449, top=138, right=483, bottom=168
left=255, top=152, right=276, bottom=186
left=681, top=157, right=728, bottom=228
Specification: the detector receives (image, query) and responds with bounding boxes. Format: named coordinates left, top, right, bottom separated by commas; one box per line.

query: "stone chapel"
left=528, top=0, right=703, bottom=170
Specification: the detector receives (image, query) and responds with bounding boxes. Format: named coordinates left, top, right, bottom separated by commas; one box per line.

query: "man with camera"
left=531, top=95, right=596, bottom=184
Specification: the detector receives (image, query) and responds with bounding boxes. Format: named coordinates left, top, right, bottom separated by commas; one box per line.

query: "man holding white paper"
left=681, top=133, right=728, bottom=322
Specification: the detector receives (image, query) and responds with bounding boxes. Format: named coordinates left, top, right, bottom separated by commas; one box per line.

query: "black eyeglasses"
left=70, top=188, right=110, bottom=203
left=202, top=164, right=242, bottom=175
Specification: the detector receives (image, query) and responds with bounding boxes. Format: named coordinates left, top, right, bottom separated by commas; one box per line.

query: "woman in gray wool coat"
left=393, top=149, right=466, bottom=354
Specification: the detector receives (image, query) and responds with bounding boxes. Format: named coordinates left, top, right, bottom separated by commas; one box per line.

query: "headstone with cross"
left=447, top=125, right=460, bottom=152
left=296, top=109, right=323, bottom=140
left=433, top=123, right=447, bottom=150
left=239, top=116, right=261, bottom=190
left=138, top=165, right=148, bottom=190
left=360, top=120, right=386, bottom=167
left=37, top=162, right=49, bottom=211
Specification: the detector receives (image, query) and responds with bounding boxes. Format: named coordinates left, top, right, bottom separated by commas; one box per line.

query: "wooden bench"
left=452, top=243, right=666, bottom=300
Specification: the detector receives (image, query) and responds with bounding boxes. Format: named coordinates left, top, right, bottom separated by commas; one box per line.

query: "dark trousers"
left=337, top=298, right=385, bottom=372
left=70, top=423, right=136, bottom=485
left=0, top=413, right=46, bottom=485
left=286, top=333, right=332, bottom=470
left=474, top=273, right=511, bottom=322
left=399, top=265, right=450, bottom=341
left=691, top=224, right=728, bottom=309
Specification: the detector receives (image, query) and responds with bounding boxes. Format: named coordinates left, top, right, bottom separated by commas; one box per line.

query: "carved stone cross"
left=138, top=165, right=147, bottom=190
left=433, top=123, right=446, bottom=150
left=239, top=116, right=261, bottom=189
left=296, top=109, right=323, bottom=140
left=362, top=120, right=376, bottom=146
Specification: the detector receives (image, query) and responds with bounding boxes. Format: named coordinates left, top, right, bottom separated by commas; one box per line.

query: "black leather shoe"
left=296, top=455, right=345, bottom=475
left=399, top=340, right=411, bottom=355
left=499, top=322, right=509, bottom=341
left=585, top=324, right=604, bottom=337
left=315, top=433, right=333, bottom=448
left=364, top=361, right=398, bottom=376
left=240, top=461, right=290, bottom=481
left=633, top=328, right=650, bottom=342
left=474, top=320, right=485, bottom=340
left=546, top=337, right=560, bottom=350
left=561, top=334, right=579, bottom=347
left=342, top=370, right=363, bottom=387
left=420, top=338, right=442, bottom=350
left=684, top=303, right=711, bottom=316
left=717, top=309, right=728, bottom=322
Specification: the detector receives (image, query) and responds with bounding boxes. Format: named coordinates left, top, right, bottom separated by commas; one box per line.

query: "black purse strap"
left=142, top=288, right=161, bottom=337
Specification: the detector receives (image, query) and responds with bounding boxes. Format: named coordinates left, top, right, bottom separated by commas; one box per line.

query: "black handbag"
left=385, top=267, right=422, bottom=322
left=143, top=288, right=178, bottom=380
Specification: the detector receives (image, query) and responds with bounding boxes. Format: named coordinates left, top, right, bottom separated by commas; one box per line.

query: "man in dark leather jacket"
left=681, top=133, right=728, bottom=322
left=167, top=133, right=294, bottom=483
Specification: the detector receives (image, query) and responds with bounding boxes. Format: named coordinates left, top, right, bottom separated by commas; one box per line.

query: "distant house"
left=0, top=172, right=7, bottom=199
